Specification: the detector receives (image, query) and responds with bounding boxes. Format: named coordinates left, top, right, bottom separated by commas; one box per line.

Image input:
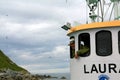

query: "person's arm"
left=77, top=46, right=89, bottom=56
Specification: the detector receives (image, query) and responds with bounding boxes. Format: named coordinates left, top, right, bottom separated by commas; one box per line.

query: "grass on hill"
left=0, top=50, right=28, bottom=72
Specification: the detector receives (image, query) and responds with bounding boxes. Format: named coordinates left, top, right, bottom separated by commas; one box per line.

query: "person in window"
left=69, top=38, right=75, bottom=58
left=75, top=41, right=90, bottom=59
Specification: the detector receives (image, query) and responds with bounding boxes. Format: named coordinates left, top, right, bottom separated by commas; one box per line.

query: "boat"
left=62, top=0, right=120, bottom=80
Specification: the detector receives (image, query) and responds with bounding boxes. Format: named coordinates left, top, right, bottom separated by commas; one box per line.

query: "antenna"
left=86, top=0, right=120, bottom=23
left=86, top=0, right=100, bottom=22
left=112, top=0, right=120, bottom=20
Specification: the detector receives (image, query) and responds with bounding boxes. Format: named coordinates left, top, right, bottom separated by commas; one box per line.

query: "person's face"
left=70, top=43, right=75, bottom=49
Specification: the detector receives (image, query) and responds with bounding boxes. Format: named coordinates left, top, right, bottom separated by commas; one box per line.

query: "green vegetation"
left=0, top=50, right=28, bottom=72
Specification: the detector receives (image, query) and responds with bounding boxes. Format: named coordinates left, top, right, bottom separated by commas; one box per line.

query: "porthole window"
left=69, top=37, right=75, bottom=58
left=77, top=33, right=90, bottom=57
left=96, top=30, right=112, bottom=56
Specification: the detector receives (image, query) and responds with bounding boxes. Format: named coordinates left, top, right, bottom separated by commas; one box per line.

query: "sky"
left=0, top=0, right=89, bottom=74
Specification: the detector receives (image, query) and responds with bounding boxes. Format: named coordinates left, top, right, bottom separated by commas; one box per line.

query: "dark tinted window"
left=78, top=33, right=90, bottom=57
left=96, top=30, right=112, bottom=56
left=118, top=31, right=120, bottom=53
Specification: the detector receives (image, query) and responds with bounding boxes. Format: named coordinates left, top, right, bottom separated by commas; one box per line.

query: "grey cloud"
left=0, top=0, right=68, bottom=24
left=0, top=22, right=68, bottom=52
left=4, top=45, right=70, bottom=73
left=0, top=0, right=81, bottom=73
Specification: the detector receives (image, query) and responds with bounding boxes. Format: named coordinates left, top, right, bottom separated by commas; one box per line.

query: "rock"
left=60, top=76, right=66, bottom=79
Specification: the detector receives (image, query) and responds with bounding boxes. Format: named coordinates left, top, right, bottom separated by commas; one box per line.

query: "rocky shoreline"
left=0, top=69, right=41, bottom=80
left=0, top=69, right=66, bottom=80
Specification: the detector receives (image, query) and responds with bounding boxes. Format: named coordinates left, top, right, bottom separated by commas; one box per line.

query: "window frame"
left=70, top=36, right=75, bottom=58
left=78, top=33, right=90, bottom=57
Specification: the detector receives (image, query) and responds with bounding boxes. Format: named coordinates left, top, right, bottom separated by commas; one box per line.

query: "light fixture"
left=61, top=22, right=71, bottom=30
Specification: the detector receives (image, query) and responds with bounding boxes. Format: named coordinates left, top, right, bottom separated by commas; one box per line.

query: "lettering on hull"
left=84, top=63, right=120, bottom=74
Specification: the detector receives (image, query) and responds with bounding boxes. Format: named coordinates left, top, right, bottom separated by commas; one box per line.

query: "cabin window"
left=96, top=30, right=112, bottom=56
left=78, top=33, right=90, bottom=57
left=69, top=37, right=75, bottom=58
left=118, top=31, right=120, bottom=53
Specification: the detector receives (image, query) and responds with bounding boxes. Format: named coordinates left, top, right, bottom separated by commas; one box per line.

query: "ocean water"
left=40, top=73, right=70, bottom=80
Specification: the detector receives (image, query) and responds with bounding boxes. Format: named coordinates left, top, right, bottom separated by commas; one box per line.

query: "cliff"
left=0, top=50, right=28, bottom=73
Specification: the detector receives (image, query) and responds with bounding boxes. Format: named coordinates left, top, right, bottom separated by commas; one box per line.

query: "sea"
left=40, top=73, right=70, bottom=80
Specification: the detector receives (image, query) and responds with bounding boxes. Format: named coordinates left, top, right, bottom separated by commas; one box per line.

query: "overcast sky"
left=0, top=0, right=88, bottom=74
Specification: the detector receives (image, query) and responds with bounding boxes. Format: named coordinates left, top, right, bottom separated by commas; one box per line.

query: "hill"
left=0, top=50, right=28, bottom=73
